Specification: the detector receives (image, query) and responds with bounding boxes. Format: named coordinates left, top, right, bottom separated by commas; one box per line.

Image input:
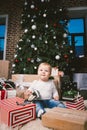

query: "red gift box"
left=66, top=96, right=85, bottom=110
left=0, top=89, right=7, bottom=100
left=0, top=97, right=36, bottom=128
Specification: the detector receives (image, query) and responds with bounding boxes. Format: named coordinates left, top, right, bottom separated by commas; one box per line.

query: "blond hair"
left=38, top=62, right=52, bottom=74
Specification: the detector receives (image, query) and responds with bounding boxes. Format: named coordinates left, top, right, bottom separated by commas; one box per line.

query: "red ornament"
left=35, top=7, right=38, bottom=10
left=64, top=54, right=68, bottom=58
left=27, top=58, right=31, bottom=62
left=15, top=59, right=19, bottom=63
left=53, top=23, right=57, bottom=27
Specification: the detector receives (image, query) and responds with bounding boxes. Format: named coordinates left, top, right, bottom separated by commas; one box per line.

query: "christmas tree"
left=12, top=0, right=75, bottom=74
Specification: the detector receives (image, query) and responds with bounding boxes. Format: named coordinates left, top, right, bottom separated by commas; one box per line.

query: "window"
left=0, top=15, right=8, bottom=60
left=68, top=18, right=85, bottom=57
left=68, top=7, right=87, bottom=57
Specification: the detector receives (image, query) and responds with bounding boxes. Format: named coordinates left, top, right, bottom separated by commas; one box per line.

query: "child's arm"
left=53, top=95, right=59, bottom=100
left=52, top=80, right=59, bottom=100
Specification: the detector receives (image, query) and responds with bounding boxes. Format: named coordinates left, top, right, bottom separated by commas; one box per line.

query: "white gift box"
left=7, top=89, right=16, bottom=98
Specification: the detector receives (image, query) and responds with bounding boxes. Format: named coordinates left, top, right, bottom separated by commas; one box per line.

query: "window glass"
left=0, top=25, right=5, bottom=37
left=0, top=15, right=8, bottom=60
left=68, top=19, right=84, bottom=33
left=67, top=18, right=85, bottom=57
left=0, top=39, right=4, bottom=51
left=75, top=36, right=84, bottom=57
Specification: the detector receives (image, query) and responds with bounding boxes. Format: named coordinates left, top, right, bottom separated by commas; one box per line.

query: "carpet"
left=0, top=119, right=52, bottom=130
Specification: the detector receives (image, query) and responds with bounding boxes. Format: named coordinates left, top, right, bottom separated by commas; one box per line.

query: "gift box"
left=42, top=107, right=87, bottom=130
left=6, top=89, right=16, bottom=98
left=0, top=89, right=7, bottom=100
left=66, top=96, right=85, bottom=110
left=0, top=97, right=36, bottom=128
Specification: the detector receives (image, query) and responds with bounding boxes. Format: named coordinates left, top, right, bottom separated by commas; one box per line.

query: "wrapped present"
left=42, top=107, right=87, bottom=130
left=0, top=89, right=7, bottom=100
left=6, top=89, right=16, bottom=98
left=0, top=97, right=36, bottom=128
left=66, top=96, right=85, bottom=110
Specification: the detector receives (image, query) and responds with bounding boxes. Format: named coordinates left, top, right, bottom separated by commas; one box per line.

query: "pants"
left=34, top=99, right=66, bottom=117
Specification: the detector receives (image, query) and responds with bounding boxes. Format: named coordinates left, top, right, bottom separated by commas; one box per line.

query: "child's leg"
left=34, top=100, right=46, bottom=118
left=43, top=99, right=66, bottom=108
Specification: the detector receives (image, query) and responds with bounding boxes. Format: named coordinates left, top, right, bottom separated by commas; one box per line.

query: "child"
left=25, top=62, right=66, bottom=119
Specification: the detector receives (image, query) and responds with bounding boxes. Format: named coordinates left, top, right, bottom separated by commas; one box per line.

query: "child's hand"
left=53, top=96, right=59, bottom=100
left=24, top=90, right=32, bottom=100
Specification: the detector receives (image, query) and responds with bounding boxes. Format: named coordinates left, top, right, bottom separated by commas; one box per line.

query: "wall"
left=0, top=0, right=23, bottom=77
left=0, top=0, right=87, bottom=77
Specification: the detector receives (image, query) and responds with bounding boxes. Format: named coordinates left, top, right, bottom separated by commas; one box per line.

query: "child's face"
left=38, top=64, right=51, bottom=81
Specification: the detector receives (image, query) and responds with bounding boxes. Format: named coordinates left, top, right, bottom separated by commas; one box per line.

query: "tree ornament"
left=32, top=35, right=36, bottom=39
left=34, top=66, right=37, bottom=69
left=31, top=25, right=36, bottom=30
left=45, top=40, right=48, bottom=44
left=36, top=57, right=41, bottom=62
left=30, top=4, right=35, bottom=9
left=39, top=36, right=42, bottom=40
left=53, top=36, right=56, bottom=39
left=24, top=1, right=27, bottom=6
left=16, top=45, right=19, bottom=48
left=23, top=68, right=26, bottom=71
left=45, top=24, right=48, bottom=28
left=31, top=19, right=34, bottom=22
left=28, top=14, right=30, bottom=18
left=14, top=54, right=17, bottom=58
left=31, top=59, right=34, bottom=63
left=35, top=7, right=38, bottom=11
left=20, top=21, right=23, bottom=24
left=64, top=54, right=68, bottom=58
left=27, top=38, right=30, bottom=42
left=15, top=59, right=19, bottom=63
left=27, top=58, right=31, bottom=62
left=19, top=47, right=22, bottom=50
left=55, top=55, right=60, bottom=60
left=12, top=71, right=15, bottom=74
left=63, top=33, right=67, bottom=38
left=63, top=41, right=66, bottom=45
left=54, top=11, right=57, bottom=14
left=24, top=29, right=28, bottom=33
left=43, top=13, right=47, bottom=17
left=70, top=50, right=73, bottom=53
left=20, top=58, right=22, bottom=61
left=33, top=15, right=37, bottom=19
left=19, top=39, right=23, bottom=42
left=31, top=44, right=35, bottom=48
left=41, top=0, right=44, bottom=2
left=53, top=23, right=57, bottom=27
left=34, top=47, right=37, bottom=50
left=12, top=64, right=16, bottom=67
left=59, top=8, right=62, bottom=11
